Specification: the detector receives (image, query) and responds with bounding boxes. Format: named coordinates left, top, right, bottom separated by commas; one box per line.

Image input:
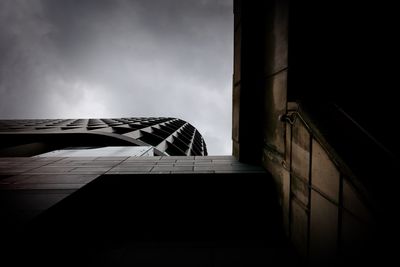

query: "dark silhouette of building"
left=0, top=117, right=207, bottom=156
left=232, top=0, right=398, bottom=265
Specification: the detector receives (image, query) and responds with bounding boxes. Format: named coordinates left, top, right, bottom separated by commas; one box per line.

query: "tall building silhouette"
left=0, top=117, right=207, bottom=157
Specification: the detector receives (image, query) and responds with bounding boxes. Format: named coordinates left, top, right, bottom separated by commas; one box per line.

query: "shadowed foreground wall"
left=232, top=0, right=396, bottom=264
left=0, top=156, right=301, bottom=266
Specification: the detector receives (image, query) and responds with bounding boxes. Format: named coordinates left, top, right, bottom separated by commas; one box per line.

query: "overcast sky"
left=0, top=0, right=233, bottom=155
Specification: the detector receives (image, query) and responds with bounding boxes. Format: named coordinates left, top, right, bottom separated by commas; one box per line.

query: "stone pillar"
left=232, top=0, right=289, bottom=164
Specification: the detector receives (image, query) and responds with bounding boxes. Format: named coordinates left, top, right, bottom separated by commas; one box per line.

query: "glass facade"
left=35, top=146, right=154, bottom=157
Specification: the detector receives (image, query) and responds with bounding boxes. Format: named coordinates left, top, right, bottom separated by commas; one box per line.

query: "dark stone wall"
left=232, top=0, right=288, bottom=163
left=232, top=0, right=397, bottom=264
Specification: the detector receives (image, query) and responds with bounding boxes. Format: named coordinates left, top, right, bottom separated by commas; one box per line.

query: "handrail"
left=282, top=101, right=397, bottom=161
left=281, top=101, right=398, bottom=215
left=332, top=103, right=396, bottom=159
left=281, top=106, right=357, bottom=182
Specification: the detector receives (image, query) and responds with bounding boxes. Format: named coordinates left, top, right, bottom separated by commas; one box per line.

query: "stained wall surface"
left=232, top=0, right=385, bottom=264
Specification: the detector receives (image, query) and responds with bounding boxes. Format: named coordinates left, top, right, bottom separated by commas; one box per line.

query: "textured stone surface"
left=310, top=190, right=338, bottom=263
left=311, top=140, right=340, bottom=202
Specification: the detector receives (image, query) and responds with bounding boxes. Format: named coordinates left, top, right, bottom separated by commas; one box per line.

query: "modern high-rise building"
left=0, top=117, right=207, bottom=157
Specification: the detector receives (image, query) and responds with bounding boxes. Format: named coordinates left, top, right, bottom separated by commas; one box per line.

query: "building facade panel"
left=0, top=117, right=207, bottom=157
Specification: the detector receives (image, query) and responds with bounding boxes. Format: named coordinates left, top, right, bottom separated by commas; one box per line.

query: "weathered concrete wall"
left=232, top=0, right=377, bottom=264
left=278, top=105, right=375, bottom=264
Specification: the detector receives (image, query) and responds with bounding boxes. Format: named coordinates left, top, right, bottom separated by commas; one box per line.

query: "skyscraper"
left=0, top=117, right=207, bottom=157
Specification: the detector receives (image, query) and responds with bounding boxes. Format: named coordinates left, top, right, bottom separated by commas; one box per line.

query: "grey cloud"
left=0, top=0, right=233, bottom=155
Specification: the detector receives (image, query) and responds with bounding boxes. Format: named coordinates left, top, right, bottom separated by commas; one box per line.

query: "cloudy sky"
left=0, top=0, right=233, bottom=155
